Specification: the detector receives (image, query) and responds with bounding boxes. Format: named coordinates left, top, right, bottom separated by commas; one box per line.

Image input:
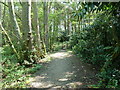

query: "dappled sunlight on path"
left=28, top=50, right=99, bottom=88
left=49, top=50, right=72, bottom=59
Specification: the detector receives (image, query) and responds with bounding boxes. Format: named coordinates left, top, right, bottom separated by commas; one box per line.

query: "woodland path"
left=28, top=50, right=99, bottom=88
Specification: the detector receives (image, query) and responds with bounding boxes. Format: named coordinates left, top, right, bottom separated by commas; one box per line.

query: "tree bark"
left=22, top=0, right=33, bottom=61
left=8, top=0, right=21, bottom=38
left=43, top=2, right=49, bottom=51
left=78, top=16, right=80, bottom=33
left=32, top=1, right=43, bottom=57
left=67, top=14, right=70, bottom=35
left=0, top=2, right=2, bottom=47
left=64, top=19, right=67, bottom=33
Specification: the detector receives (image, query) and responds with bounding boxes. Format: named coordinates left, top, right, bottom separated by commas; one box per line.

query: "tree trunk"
left=78, top=16, right=81, bottom=33
left=74, top=23, right=77, bottom=33
left=49, top=25, right=52, bottom=51
left=71, top=23, right=74, bottom=35
left=67, top=14, right=70, bottom=35
left=53, top=19, right=56, bottom=44
left=64, top=20, right=67, bottom=32
left=0, top=2, right=20, bottom=60
left=43, top=2, right=49, bottom=51
left=22, top=0, right=33, bottom=61
left=32, top=1, right=44, bottom=57
left=0, top=2, right=2, bottom=47
left=8, top=0, right=21, bottom=38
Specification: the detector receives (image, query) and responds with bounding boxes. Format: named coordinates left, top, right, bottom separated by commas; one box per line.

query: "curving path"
left=28, top=50, right=99, bottom=88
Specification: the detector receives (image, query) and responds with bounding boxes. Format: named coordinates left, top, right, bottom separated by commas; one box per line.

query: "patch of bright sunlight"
left=53, top=86, right=61, bottom=88
left=30, top=82, right=43, bottom=87
left=42, top=83, right=53, bottom=88
left=58, top=78, right=69, bottom=82
left=65, top=72, right=74, bottom=78
left=67, top=51, right=72, bottom=53
left=30, top=82, right=53, bottom=88
left=39, top=56, right=52, bottom=63
left=66, top=72, right=74, bottom=75
left=50, top=52, right=70, bottom=59
left=36, top=76, right=46, bottom=79
left=26, top=77, right=35, bottom=84
left=67, top=82, right=83, bottom=86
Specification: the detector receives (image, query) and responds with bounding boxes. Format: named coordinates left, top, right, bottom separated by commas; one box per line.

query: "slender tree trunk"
left=78, top=16, right=81, bottom=33
left=1, top=1, right=6, bottom=27
left=43, top=2, right=49, bottom=51
left=0, top=2, right=1, bottom=14
left=56, top=23, right=59, bottom=41
left=64, top=12, right=67, bottom=34
left=64, top=20, right=67, bottom=32
left=22, top=0, right=33, bottom=61
left=49, top=25, right=52, bottom=51
left=0, top=2, right=2, bottom=47
left=0, top=1, right=9, bottom=46
left=48, top=2, right=52, bottom=50
left=53, top=19, right=56, bottom=44
left=74, top=24, right=77, bottom=33
left=8, top=0, right=21, bottom=38
left=0, top=2, right=2, bottom=79
left=32, top=1, right=43, bottom=57
left=67, top=14, right=70, bottom=35
left=71, top=23, right=74, bottom=35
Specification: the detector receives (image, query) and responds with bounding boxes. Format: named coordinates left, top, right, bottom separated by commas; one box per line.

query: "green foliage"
left=58, top=31, right=70, bottom=42
left=98, top=68, right=120, bottom=88
left=69, top=3, right=120, bottom=88
left=52, top=42, right=63, bottom=51
left=1, top=1, right=120, bottom=88
left=1, top=45, right=42, bottom=88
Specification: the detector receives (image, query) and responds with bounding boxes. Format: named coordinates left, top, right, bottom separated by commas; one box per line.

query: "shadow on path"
left=29, top=50, right=99, bottom=88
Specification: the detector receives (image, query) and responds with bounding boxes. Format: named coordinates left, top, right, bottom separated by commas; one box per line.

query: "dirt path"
left=29, top=50, right=99, bottom=88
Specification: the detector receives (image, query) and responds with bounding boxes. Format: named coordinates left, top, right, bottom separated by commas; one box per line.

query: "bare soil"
left=28, top=50, right=99, bottom=88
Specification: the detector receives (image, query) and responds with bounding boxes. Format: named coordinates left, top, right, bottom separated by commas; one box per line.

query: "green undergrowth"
left=52, top=42, right=69, bottom=51
left=2, top=63, right=42, bottom=88
left=52, top=42, right=63, bottom=51
left=69, top=10, right=120, bottom=88
left=1, top=45, right=43, bottom=88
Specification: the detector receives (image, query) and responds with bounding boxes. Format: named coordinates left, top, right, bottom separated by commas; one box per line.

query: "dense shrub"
left=1, top=45, right=42, bottom=88
left=69, top=10, right=120, bottom=88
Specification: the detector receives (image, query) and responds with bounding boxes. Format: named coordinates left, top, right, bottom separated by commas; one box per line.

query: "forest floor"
left=28, top=50, right=99, bottom=88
